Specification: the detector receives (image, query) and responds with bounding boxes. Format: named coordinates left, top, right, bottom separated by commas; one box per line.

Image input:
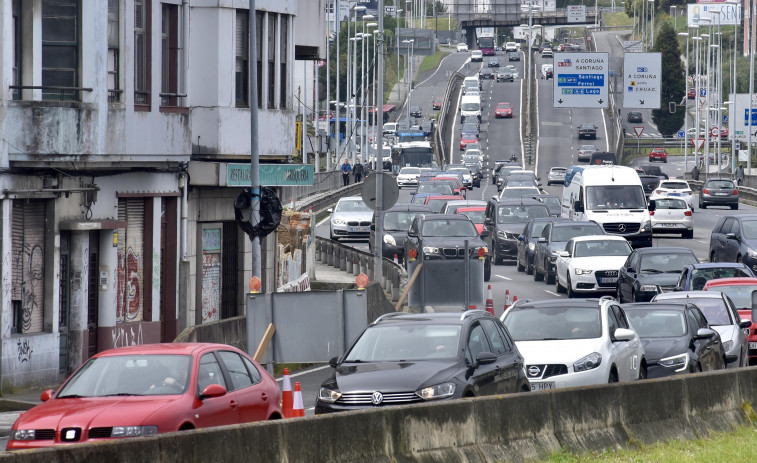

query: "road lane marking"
left=495, top=275, right=511, bottom=280
left=544, top=290, right=560, bottom=296
left=317, top=216, right=331, bottom=227
left=695, top=240, right=706, bottom=244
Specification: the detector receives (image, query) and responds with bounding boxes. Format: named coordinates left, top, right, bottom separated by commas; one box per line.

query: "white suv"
left=649, top=179, right=694, bottom=209
left=502, top=297, right=647, bottom=390
left=396, top=167, right=421, bottom=188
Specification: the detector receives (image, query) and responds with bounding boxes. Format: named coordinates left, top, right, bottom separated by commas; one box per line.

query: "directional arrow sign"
left=634, top=126, right=644, bottom=137
left=677, top=130, right=686, bottom=139
left=623, top=53, right=661, bottom=109
left=552, top=53, right=609, bottom=109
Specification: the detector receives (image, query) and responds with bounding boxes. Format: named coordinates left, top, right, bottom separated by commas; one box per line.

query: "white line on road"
left=695, top=240, right=707, bottom=244
left=275, top=364, right=332, bottom=382
left=544, top=290, right=560, bottom=296
left=495, top=275, right=511, bottom=281
left=317, top=216, right=331, bottom=227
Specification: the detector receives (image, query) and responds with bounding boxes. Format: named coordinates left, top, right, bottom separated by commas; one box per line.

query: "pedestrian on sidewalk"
left=353, top=161, right=364, bottom=183
left=736, top=163, right=745, bottom=186
left=341, top=159, right=352, bottom=186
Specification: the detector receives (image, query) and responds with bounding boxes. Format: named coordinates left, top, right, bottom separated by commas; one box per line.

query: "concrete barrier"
left=4, top=368, right=755, bottom=462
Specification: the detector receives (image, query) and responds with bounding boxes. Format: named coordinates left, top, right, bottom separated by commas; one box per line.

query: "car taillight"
left=649, top=211, right=655, bottom=215
left=732, top=189, right=739, bottom=195
left=702, top=188, right=710, bottom=195
left=684, top=210, right=692, bottom=216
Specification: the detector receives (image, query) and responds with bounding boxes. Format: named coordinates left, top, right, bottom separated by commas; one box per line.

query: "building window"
left=256, top=12, right=263, bottom=108
left=12, top=0, right=21, bottom=100
left=134, top=0, right=152, bottom=107
left=41, top=0, right=80, bottom=101
left=280, top=16, right=288, bottom=109
left=161, top=3, right=180, bottom=107
left=268, top=14, right=276, bottom=109
left=235, top=10, right=249, bottom=107
left=108, top=0, right=121, bottom=102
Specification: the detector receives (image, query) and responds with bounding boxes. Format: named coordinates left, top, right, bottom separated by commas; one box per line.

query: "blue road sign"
left=723, top=114, right=728, bottom=124
left=744, top=109, right=757, bottom=126
left=677, top=130, right=686, bottom=139
left=700, top=88, right=707, bottom=97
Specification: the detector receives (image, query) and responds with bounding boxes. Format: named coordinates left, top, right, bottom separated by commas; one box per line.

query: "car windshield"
left=550, top=168, right=566, bottom=174
left=655, top=199, right=688, bottom=209
left=580, top=145, right=596, bottom=151
left=417, top=183, right=454, bottom=195
left=336, top=199, right=372, bottom=212
left=345, top=324, right=462, bottom=362
left=422, top=219, right=478, bottom=237
left=507, top=180, right=535, bottom=187
left=383, top=211, right=422, bottom=231
left=531, top=222, right=549, bottom=238
left=500, top=188, right=540, bottom=199
left=399, top=167, right=420, bottom=175
left=461, top=134, right=477, bottom=141
left=461, top=102, right=480, bottom=111
left=498, top=205, right=549, bottom=224
left=541, top=197, right=561, bottom=208
left=56, top=354, right=192, bottom=398
left=625, top=310, right=687, bottom=338
left=551, top=224, right=600, bottom=242
left=706, top=180, right=735, bottom=189
left=660, top=182, right=688, bottom=190
left=460, top=210, right=485, bottom=223
left=639, top=252, right=697, bottom=273
left=663, top=298, right=732, bottom=325
left=690, top=268, right=752, bottom=290
left=742, top=220, right=757, bottom=239
left=426, top=199, right=451, bottom=213
left=497, top=103, right=511, bottom=109
left=586, top=185, right=646, bottom=210
left=505, top=306, right=602, bottom=341
left=462, top=123, right=478, bottom=131
left=708, top=284, right=757, bottom=309
left=573, top=240, right=631, bottom=257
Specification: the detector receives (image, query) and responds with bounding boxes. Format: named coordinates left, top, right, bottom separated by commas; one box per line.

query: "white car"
left=470, top=50, right=483, bottom=62
left=502, top=298, right=646, bottom=390
left=462, top=148, right=486, bottom=164
left=505, top=41, right=518, bottom=52
left=396, top=167, right=421, bottom=188
left=577, top=144, right=597, bottom=162
left=504, top=65, right=519, bottom=79
left=457, top=43, right=469, bottom=52
left=649, top=179, right=694, bottom=209
left=555, top=235, right=633, bottom=297
left=649, top=197, right=693, bottom=238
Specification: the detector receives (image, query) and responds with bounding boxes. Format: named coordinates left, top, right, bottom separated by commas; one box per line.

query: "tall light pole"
left=649, top=0, right=655, bottom=47
left=373, top=29, right=380, bottom=135
left=679, top=31, right=690, bottom=172
left=749, top=0, right=755, bottom=172
left=403, top=39, right=414, bottom=124
left=527, top=3, right=534, bottom=165
left=350, top=35, right=362, bottom=164
left=334, top=0, right=340, bottom=169
left=693, top=34, right=702, bottom=168
left=702, top=32, right=711, bottom=175
left=374, top=0, right=386, bottom=283
left=326, top=0, right=332, bottom=171
left=360, top=16, right=376, bottom=164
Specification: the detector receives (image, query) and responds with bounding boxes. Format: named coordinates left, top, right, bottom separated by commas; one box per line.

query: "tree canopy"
left=651, top=21, right=685, bottom=136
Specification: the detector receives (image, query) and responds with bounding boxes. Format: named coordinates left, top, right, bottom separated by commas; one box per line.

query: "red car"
left=430, top=176, right=466, bottom=197
left=6, top=343, right=282, bottom=450
left=495, top=102, right=513, bottom=118
left=649, top=147, right=668, bottom=163
left=703, top=278, right=757, bottom=364
left=456, top=206, right=486, bottom=234
left=687, top=88, right=696, bottom=99
left=433, top=98, right=443, bottom=110
left=459, top=133, right=478, bottom=150
left=424, top=194, right=462, bottom=213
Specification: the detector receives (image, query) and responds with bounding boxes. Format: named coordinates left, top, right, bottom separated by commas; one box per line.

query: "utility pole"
left=374, top=0, right=385, bottom=283
left=335, top=0, right=340, bottom=169
left=248, top=0, right=261, bottom=284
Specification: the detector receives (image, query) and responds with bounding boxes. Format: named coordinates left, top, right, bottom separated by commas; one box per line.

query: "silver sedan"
left=329, top=197, right=373, bottom=241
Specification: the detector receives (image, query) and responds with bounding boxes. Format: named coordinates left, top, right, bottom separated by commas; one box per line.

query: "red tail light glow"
left=732, top=190, right=739, bottom=196
left=649, top=211, right=655, bottom=215
left=684, top=210, right=692, bottom=216
left=702, top=188, right=710, bottom=195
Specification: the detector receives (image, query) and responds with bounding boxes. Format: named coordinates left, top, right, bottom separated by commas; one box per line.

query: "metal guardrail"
left=437, top=71, right=464, bottom=167
left=315, top=237, right=407, bottom=306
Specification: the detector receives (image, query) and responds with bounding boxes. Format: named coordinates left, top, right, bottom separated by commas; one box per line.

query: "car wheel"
left=533, top=264, right=544, bottom=282
left=526, top=261, right=534, bottom=275
left=494, top=252, right=504, bottom=265
left=638, top=363, right=647, bottom=380
left=732, top=203, right=739, bottom=210
left=608, top=369, right=618, bottom=383
left=698, top=197, right=703, bottom=208
left=701, top=201, right=707, bottom=209
left=720, top=356, right=727, bottom=370
left=632, top=289, right=638, bottom=302
left=567, top=275, right=576, bottom=298
left=516, top=258, right=525, bottom=272
left=695, top=363, right=702, bottom=373
left=683, top=229, right=693, bottom=239
left=556, top=274, right=566, bottom=293
left=484, top=257, right=492, bottom=282
left=546, top=270, right=555, bottom=285
left=710, top=251, right=717, bottom=263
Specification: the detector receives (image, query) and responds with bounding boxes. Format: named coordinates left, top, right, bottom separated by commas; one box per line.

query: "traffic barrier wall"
left=5, top=368, right=755, bottom=462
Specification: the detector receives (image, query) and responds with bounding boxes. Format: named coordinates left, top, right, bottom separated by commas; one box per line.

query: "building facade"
left=0, top=0, right=322, bottom=391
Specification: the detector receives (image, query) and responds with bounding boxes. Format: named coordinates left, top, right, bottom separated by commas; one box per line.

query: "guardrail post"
left=339, top=246, right=347, bottom=271
left=367, top=257, right=374, bottom=281
left=315, top=240, right=322, bottom=262
left=330, top=243, right=338, bottom=267
left=391, top=267, right=400, bottom=302
left=346, top=250, right=353, bottom=274
left=353, top=254, right=361, bottom=276
left=321, top=241, right=329, bottom=264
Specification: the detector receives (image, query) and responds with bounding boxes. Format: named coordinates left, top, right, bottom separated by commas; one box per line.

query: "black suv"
left=533, top=221, right=605, bottom=284
left=484, top=198, right=550, bottom=264
left=404, top=214, right=491, bottom=281
left=369, top=203, right=432, bottom=262
left=315, top=311, right=530, bottom=414
left=409, top=105, right=422, bottom=117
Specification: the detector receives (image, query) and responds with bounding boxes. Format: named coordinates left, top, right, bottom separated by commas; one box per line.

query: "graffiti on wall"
left=20, top=244, right=44, bottom=333
left=111, top=323, right=144, bottom=349
left=201, top=253, right=220, bottom=323
left=16, top=338, right=33, bottom=363
left=117, top=246, right=142, bottom=322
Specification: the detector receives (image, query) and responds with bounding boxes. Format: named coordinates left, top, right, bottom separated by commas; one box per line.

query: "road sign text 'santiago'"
left=553, top=53, right=609, bottom=109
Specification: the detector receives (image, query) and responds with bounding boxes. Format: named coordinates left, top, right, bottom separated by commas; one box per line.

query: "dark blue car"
left=516, top=218, right=568, bottom=275
left=673, top=263, right=755, bottom=291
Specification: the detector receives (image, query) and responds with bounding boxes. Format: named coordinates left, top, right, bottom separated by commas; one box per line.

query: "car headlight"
left=575, top=268, right=593, bottom=275
left=111, top=426, right=158, bottom=438
left=659, top=353, right=688, bottom=372
left=383, top=234, right=396, bottom=246
left=318, top=387, right=342, bottom=404
left=640, top=220, right=652, bottom=233
left=9, top=429, right=35, bottom=441
left=574, top=352, right=602, bottom=372
left=528, top=242, right=535, bottom=251
left=722, top=340, right=734, bottom=352
left=416, top=382, right=456, bottom=400
left=639, top=284, right=659, bottom=292
left=748, top=249, right=757, bottom=259
left=498, top=230, right=508, bottom=239
left=332, top=218, right=346, bottom=225
left=423, top=246, right=440, bottom=254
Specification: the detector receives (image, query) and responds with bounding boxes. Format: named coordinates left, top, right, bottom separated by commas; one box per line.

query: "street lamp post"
left=360, top=16, right=376, bottom=164
left=402, top=39, right=414, bottom=124
left=671, top=5, right=676, bottom=31
left=527, top=3, right=534, bottom=164
left=693, top=34, right=702, bottom=168
left=649, top=0, right=655, bottom=47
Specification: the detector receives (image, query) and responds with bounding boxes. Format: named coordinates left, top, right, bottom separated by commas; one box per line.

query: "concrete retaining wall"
left=3, top=367, right=755, bottom=462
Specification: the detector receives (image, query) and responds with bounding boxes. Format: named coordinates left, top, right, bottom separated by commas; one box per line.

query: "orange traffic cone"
left=292, top=382, right=305, bottom=418
left=485, top=285, right=494, bottom=316
left=281, top=368, right=293, bottom=418
left=504, top=289, right=511, bottom=311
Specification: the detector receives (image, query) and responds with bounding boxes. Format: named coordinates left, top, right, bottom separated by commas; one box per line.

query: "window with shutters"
left=134, top=0, right=151, bottom=107
left=161, top=3, right=183, bottom=108
left=41, top=0, right=80, bottom=101
left=267, top=14, right=276, bottom=108
left=11, top=201, right=46, bottom=334
left=235, top=10, right=249, bottom=107
left=280, top=16, right=288, bottom=109
left=108, top=0, right=121, bottom=102
left=117, top=199, right=145, bottom=322
left=256, top=11, right=263, bottom=108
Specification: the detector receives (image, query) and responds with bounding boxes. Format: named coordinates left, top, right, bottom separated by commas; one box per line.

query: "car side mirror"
left=558, top=251, right=570, bottom=258
left=200, top=383, right=227, bottom=399
left=518, top=235, right=525, bottom=241
left=40, top=389, right=54, bottom=402
left=726, top=233, right=738, bottom=240
left=574, top=201, right=584, bottom=213
left=329, top=356, right=339, bottom=368
left=370, top=224, right=375, bottom=231
left=538, top=237, right=547, bottom=243
left=537, top=183, right=543, bottom=187
left=739, top=319, right=752, bottom=329
left=327, top=208, right=333, bottom=213
left=480, top=230, right=490, bottom=238
left=536, top=177, right=541, bottom=181
left=474, top=351, right=497, bottom=368
left=408, top=230, right=418, bottom=238
left=613, top=328, right=635, bottom=342
left=648, top=200, right=656, bottom=212
left=695, top=328, right=717, bottom=339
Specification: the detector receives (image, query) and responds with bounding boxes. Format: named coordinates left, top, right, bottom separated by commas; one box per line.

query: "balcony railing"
left=159, top=92, right=187, bottom=108
left=9, top=85, right=93, bottom=102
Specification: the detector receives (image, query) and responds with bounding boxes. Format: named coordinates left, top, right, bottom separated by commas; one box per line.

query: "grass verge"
left=542, top=423, right=757, bottom=462
left=417, top=49, right=450, bottom=76
left=604, top=12, right=634, bottom=28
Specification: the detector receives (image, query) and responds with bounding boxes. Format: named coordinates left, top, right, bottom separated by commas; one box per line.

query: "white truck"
left=562, top=165, right=654, bottom=248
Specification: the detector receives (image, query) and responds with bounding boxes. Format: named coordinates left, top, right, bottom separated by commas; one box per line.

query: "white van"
left=462, top=76, right=481, bottom=94
left=460, top=94, right=481, bottom=124
left=562, top=165, right=653, bottom=248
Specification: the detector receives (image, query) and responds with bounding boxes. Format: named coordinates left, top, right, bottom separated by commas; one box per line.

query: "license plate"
left=663, top=223, right=678, bottom=227
left=600, top=277, right=618, bottom=284
left=531, top=382, right=555, bottom=391
left=715, top=192, right=729, bottom=196
left=349, top=227, right=366, bottom=232
left=750, top=342, right=757, bottom=350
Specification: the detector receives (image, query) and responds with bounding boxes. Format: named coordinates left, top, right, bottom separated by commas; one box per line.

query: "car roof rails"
left=598, top=295, right=617, bottom=304
left=460, top=309, right=489, bottom=321
left=373, top=312, right=405, bottom=324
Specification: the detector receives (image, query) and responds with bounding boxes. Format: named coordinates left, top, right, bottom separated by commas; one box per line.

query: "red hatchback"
left=703, top=278, right=757, bottom=364
left=459, top=133, right=478, bottom=150
left=7, top=343, right=282, bottom=450
left=495, top=102, right=513, bottom=118
left=649, top=147, right=668, bottom=163
left=433, top=98, right=443, bottom=110
left=687, top=88, right=696, bottom=99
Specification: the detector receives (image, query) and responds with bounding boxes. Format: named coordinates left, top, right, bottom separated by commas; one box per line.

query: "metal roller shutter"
left=11, top=200, right=46, bottom=333
left=117, top=198, right=145, bottom=322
